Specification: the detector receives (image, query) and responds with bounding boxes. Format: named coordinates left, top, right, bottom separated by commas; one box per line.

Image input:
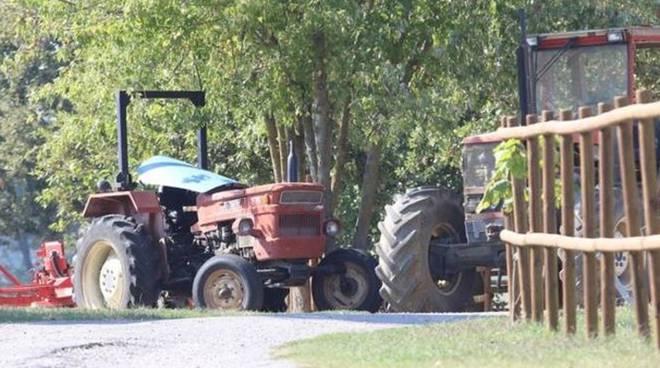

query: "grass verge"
left=0, top=307, right=248, bottom=322
left=279, top=309, right=660, bottom=368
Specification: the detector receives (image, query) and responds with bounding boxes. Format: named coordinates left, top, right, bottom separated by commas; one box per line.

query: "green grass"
left=279, top=309, right=660, bottom=368
left=0, top=307, right=249, bottom=322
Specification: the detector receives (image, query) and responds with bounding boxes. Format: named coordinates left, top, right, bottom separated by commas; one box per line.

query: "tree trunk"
left=264, top=113, right=282, bottom=182
left=294, top=119, right=305, bottom=180
left=331, top=98, right=351, bottom=211
left=277, top=122, right=288, bottom=182
left=302, top=112, right=318, bottom=182
left=311, top=29, right=334, bottom=220
left=352, top=140, right=382, bottom=250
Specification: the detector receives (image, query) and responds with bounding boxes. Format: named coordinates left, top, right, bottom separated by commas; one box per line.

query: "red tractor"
left=73, top=90, right=381, bottom=311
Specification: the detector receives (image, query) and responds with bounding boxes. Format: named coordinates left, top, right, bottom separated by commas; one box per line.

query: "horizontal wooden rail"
left=501, top=230, right=660, bottom=252
left=474, top=101, right=660, bottom=140
left=498, top=90, right=660, bottom=348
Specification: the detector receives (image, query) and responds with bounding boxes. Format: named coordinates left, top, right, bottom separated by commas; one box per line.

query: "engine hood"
left=137, top=155, right=240, bottom=193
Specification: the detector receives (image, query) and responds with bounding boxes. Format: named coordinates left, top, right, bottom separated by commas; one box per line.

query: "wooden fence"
left=493, top=89, right=660, bottom=348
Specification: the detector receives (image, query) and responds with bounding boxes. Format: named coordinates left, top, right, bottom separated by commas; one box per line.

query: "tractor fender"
left=82, top=191, right=166, bottom=240
left=83, top=191, right=161, bottom=217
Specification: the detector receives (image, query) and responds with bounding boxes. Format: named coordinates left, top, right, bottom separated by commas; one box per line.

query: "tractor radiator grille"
left=279, top=215, right=321, bottom=237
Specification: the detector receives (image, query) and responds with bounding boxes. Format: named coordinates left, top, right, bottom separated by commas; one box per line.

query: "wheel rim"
left=203, top=269, right=246, bottom=310
left=613, top=220, right=632, bottom=289
left=614, top=252, right=629, bottom=277
left=81, top=240, right=126, bottom=309
left=321, top=262, right=369, bottom=309
left=429, top=223, right=463, bottom=295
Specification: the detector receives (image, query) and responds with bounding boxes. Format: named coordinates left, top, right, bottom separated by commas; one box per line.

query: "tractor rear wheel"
left=312, top=249, right=382, bottom=312
left=74, top=215, right=161, bottom=309
left=193, top=255, right=264, bottom=311
left=376, top=187, right=483, bottom=312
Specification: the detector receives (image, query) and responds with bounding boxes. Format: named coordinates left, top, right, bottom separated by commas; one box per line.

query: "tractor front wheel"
left=312, top=249, right=382, bottom=312
left=193, top=255, right=264, bottom=311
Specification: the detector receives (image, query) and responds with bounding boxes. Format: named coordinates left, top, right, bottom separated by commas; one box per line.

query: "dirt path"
left=0, top=312, right=500, bottom=368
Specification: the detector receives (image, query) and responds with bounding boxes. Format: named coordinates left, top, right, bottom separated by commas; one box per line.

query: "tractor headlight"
left=607, top=30, right=624, bottom=43
left=323, top=219, right=340, bottom=237
left=237, top=218, right=254, bottom=236
left=526, top=36, right=538, bottom=47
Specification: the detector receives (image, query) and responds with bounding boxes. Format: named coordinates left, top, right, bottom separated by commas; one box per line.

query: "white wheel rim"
left=613, top=221, right=631, bottom=282
left=81, top=240, right=126, bottom=309
left=99, top=254, right=125, bottom=306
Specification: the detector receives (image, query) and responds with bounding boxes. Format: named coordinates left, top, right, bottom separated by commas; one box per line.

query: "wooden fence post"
left=497, top=97, right=660, bottom=348
left=578, top=106, right=598, bottom=338
left=527, top=114, right=544, bottom=323
left=505, top=213, right=520, bottom=321
left=598, top=102, right=616, bottom=336
left=541, top=110, right=559, bottom=331
left=636, top=90, right=660, bottom=348
left=614, top=95, right=650, bottom=338
left=508, top=115, right=531, bottom=321
left=559, top=109, right=577, bottom=335
left=503, top=118, right=521, bottom=322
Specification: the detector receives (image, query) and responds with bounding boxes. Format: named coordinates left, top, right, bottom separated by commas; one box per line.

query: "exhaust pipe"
left=287, top=140, right=298, bottom=182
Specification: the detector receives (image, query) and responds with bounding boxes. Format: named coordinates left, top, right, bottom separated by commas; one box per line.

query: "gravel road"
left=0, top=312, right=499, bottom=368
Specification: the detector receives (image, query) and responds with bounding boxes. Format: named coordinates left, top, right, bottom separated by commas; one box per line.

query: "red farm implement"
left=0, top=241, right=74, bottom=307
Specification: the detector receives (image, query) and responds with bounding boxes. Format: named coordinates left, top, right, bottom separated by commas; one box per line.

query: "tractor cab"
left=520, top=27, right=660, bottom=116
left=460, top=27, right=660, bottom=243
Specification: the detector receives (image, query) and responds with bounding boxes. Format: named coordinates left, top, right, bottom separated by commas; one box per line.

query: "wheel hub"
left=430, top=225, right=463, bottom=295
left=99, top=254, right=123, bottom=301
left=322, top=263, right=368, bottom=309
left=204, top=270, right=245, bottom=309
left=339, top=277, right=358, bottom=297
left=614, top=252, right=629, bottom=277
left=218, top=286, right=233, bottom=300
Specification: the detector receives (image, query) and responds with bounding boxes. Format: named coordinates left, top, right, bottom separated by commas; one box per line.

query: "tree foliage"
left=0, top=0, right=658, bottom=253
left=0, top=5, right=66, bottom=270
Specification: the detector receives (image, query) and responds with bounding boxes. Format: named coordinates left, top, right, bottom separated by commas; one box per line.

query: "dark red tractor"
left=73, top=90, right=381, bottom=311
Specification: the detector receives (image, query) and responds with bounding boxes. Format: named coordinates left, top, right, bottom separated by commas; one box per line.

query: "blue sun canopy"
left=137, top=155, right=239, bottom=193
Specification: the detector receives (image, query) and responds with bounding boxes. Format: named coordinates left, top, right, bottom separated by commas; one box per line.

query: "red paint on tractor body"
left=195, top=182, right=326, bottom=261
left=83, top=191, right=161, bottom=217
left=82, top=183, right=328, bottom=262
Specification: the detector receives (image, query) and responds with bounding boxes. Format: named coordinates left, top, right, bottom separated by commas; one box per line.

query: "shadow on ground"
left=267, top=311, right=505, bottom=325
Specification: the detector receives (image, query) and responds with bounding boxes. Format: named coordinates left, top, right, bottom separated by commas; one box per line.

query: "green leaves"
left=2, top=0, right=658, bottom=244
left=476, top=139, right=526, bottom=214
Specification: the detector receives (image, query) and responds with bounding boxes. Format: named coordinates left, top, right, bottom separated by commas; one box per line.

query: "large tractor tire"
left=193, top=254, right=264, bottom=311
left=376, top=187, right=483, bottom=312
left=312, top=248, right=382, bottom=312
left=74, top=215, right=161, bottom=309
